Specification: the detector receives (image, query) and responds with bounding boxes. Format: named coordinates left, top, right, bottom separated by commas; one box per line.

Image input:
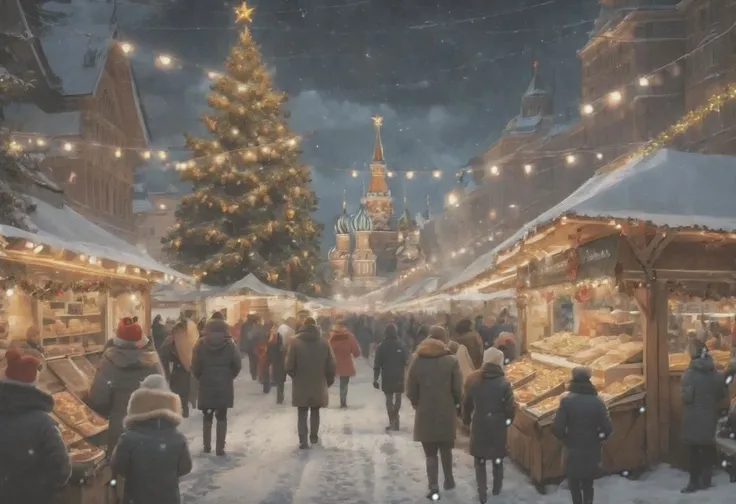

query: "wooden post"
left=653, top=280, right=671, bottom=461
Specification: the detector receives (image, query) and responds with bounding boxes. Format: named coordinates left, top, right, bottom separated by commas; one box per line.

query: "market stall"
left=206, top=273, right=301, bottom=324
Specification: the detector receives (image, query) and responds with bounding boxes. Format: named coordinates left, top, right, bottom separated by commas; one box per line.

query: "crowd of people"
left=1, top=309, right=735, bottom=504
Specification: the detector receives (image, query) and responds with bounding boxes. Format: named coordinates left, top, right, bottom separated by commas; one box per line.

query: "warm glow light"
left=120, top=42, right=134, bottom=54
left=231, top=127, right=239, bottom=135
left=581, top=103, right=594, bottom=115
left=447, top=193, right=458, bottom=206
left=509, top=203, right=517, bottom=208
left=207, top=71, right=220, bottom=80
left=387, top=171, right=394, bottom=178
left=607, top=90, right=622, bottom=106
left=596, top=152, right=604, bottom=160
left=36, top=138, right=46, bottom=147
left=566, top=154, right=576, bottom=165
left=32, top=244, right=44, bottom=254
left=490, top=165, right=500, bottom=176
left=237, top=84, right=248, bottom=93
left=523, top=164, right=533, bottom=175
left=142, top=151, right=151, bottom=159
left=286, top=138, right=297, bottom=147
left=432, top=170, right=441, bottom=178
left=638, top=76, right=650, bottom=87
left=352, top=170, right=358, bottom=178
left=130, top=294, right=138, bottom=302
left=114, top=148, right=122, bottom=158
left=5, top=289, right=14, bottom=297
left=63, top=142, right=73, bottom=152
left=406, top=171, right=415, bottom=179
left=157, top=150, right=167, bottom=160
left=159, top=203, right=167, bottom=210
left=157, top=54, right=173, bottom=67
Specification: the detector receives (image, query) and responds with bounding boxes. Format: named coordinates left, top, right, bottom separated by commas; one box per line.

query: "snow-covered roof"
left=504, top=115, right=542, bottom=134
left=0, top=196, right=185, bottom=278
left=222, top=273, right=297, bottom=298
left=38, top=0, right=116, bottom=96
left=445, top=149, right=736, bottom=290
left=3, top=102, right=81, bottom=136
left=132, top=198, right=153, bottom=214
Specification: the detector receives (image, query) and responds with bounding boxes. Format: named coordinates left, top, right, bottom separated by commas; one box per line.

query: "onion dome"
left=334, top=206, right=351, bottom=235
left=351, top=204, right=373, bottom=232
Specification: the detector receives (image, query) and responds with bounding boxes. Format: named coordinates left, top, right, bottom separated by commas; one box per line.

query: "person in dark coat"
left=151, top=314, right=167, bottom=352
left=462, top=347, right=515, bottom=503
left=191, top=312, right=242, bottom=455
left=284, top=317, right=336, bottom=449
left=87, top=317, right=164, bottom=453
left=356, top=315, right=374, bottom=360
left=111, top=375, right=192, bottom=504
left=552, top=367, right=613, bottom=504
left=373, top=323, right=409, bottom=431
left=680, top=339, right=729, bottom=493
left=159, top=320, right=198, bottom=418
left=0, top=348, right=71, bottom=504
left=452, top=319, right=485, bottom=369
left=412, top=324, right=430, bottom=352
left=266, top=324, right=288, bottom=404
left=242, top=315, right=265, bottom=381
left=406, top=326, right=463, bottom=500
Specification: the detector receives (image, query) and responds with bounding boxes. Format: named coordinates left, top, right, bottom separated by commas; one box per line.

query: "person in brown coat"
left=406, top=325, right=463, bottom=500
left=284, top=317, right=336, bottom=449
left=328, top=316, right=361, bottom=409
left=453, top=319, right=485, bottom=369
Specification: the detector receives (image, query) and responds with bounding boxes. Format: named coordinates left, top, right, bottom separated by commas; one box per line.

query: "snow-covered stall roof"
left=2, top=103, right=81, bottom=136
left=222, top=273, right=297, bottom=298
left=0, top=196, right=185, bottom=278
left=445, top=149, right=736, bottom=290
left=152, top=284, right=218, bottom=303
left=38, top=0, right=116, bottom=96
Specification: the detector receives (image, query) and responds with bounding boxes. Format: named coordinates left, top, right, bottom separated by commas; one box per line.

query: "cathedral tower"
left=328, top=190, right=351, bottom=280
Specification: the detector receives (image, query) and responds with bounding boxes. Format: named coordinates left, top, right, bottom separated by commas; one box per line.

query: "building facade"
left=1, top=0, right=149, bottom=244
left=133, top=186, right=180, bottom=262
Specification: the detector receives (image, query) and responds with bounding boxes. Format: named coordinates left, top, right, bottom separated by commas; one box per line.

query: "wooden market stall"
left=206, top=273, right=302, bottom=325
left=446, top=149, right=736, bottom=485
left=0, top=185, right=186, bottom=504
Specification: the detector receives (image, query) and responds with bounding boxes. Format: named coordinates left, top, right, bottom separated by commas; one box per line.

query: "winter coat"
left=238, top=321, right=255, bottom=355
left=494, top=333, right=517, bottom=364
left=681, top=354, right=728, bottom=445
left=191, top=319, right=242, bottom=410
left=452, top=330, right=484, bottom=369
left=552, top=379, right=613, bottom=479
left=462, top=363, right=515, bottom=460
left=159, top=336, right=191, bottom=405
left=0, top=381, right=71, bottom=504
left=373, top=334, right=409, bottom=394
left=453, top=344, right=475, bottom=384
left=266, top=332, right=286, bottom=384
left=284, top=324, right=336, bottom=408
left=406, top=338, right=463, bottom=444
left=111, top=385, right=192, bottom=504
left=87, top=342, right=164, bottom=452
left=152, top=316, right=167, bottom=352
left=329, top=326, right=360, bottom=377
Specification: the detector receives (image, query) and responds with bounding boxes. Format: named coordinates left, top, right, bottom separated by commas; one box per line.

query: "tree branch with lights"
left=162, top=2, right=325, bottom=295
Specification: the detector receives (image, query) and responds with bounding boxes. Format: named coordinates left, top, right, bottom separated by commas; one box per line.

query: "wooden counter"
left=507, top=392, right=647, bottom=490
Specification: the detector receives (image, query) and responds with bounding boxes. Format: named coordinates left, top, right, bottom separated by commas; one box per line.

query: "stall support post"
left=653, top=279, right=671, bottom=461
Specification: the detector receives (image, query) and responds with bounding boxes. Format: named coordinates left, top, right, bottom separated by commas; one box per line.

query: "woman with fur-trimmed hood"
left=159, top=319, right=199, bottom=417
left=111, top=375, right=192, bottom=504
left=87, top=317, right=165, bottom=453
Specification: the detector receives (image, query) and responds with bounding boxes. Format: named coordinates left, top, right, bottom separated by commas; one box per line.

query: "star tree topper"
left=235, top=1, right=255, bottom=23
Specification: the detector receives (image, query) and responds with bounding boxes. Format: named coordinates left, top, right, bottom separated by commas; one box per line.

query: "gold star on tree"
left=372, top=115, right=383, bottom=127
left=234, top=1, right=255, bottom=23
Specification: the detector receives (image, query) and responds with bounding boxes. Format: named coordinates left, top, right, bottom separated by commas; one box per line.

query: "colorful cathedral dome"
left=334, top=206, right=351, bottom=235
left=351, top=204, right=373, bottom=232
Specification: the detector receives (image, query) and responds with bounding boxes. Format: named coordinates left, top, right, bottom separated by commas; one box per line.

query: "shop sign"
left=577, top=235, right=619, bottom=281
left=527, top=253, right=571, bottom=288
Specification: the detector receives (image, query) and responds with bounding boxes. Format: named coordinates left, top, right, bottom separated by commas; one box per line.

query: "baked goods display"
left=590, top=341, right=644, bottom=370
left=505, top=358, right=536, bottom=387
left=69, top=439, right=104, bottom=464
left=48, top=359, right=89, bottom=393
left=526, top=393, right=565, bottom=416
left=71, top=356, right=97, bottom=380
left=530, top=332, right=590, bottom=357
left=44, top=344, right=85, bottom=358
left=513, top=368, right=567, bottom=405
left=41, top=295, right=104, bottom=354
left=51, top=413, right=83, bottom=445
left=599, top=374, right=645, bottom=403
left=668, top=352, right=689, bottom=371
left=711, top=350, right=731, bottom=370
left=52, top=390, right=107, bottom=436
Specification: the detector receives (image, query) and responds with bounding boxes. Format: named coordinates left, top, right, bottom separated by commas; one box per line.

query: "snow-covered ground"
left=178, top=359, right=734, bottom=504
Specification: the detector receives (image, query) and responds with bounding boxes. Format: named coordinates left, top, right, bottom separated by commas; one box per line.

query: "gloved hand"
left=372, top=381, right=380, bottom=390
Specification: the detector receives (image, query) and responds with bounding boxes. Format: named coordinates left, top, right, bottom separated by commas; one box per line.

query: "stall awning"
left=222, top=273, right=298, bottom=298
left=0, top=197, right=186, bottom=279
left=444, top=149, right=736, bottom=291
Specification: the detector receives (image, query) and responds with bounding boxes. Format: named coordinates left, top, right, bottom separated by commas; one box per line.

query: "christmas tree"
left=163, top=2, right=324, bottom=294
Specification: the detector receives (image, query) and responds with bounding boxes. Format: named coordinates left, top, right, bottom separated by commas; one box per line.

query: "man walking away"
left=267, top=324, right=288, bottom=404
left=285, top=317, right=336, bottom=449
left=462, top=348, right=515, bottom=503
left=406, top=326, right=463, bottom=500
left=373, top=323, right=408, bottom=431
left=239, top=314, right=257, bottom=380
left=552, top=367, right=612, bottom=504
left=328, top=316, right=360, bottom=408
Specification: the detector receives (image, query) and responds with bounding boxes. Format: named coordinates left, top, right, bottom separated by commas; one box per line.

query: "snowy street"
left=177, top=359, right=734, bottom=504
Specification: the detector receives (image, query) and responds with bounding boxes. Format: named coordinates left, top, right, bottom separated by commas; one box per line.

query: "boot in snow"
left=393, top=413, right=400, bottom=431
left=215, top=420, right=227, bottom=456
left=491, top=461, right=503, bottom=495
left=700, top=467, right=713, bottom=489
left=426, top=455, right=440, bottom=497
left=474, top=458, right=487, bottom=504
left=681, top=473, right=699, bottom=493
left=440, top=447, right=455, bottom=490
left=202, top=417, right=213, bottom=454
left=582, top=485, right=594, bottom=504
left=309, top=408, right=320, bottom=444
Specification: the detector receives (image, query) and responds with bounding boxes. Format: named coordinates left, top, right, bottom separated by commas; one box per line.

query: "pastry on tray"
left=622, top=375, right=644, bottom=388
left=669, top=352, right=689, bottom=370
left=53, top=391, right=87, bottom=425
left=528, top=394, right=564, bottom=415
left=51, top=414, right=82, bottom=446
left=69, top=440, right=103, bottom=464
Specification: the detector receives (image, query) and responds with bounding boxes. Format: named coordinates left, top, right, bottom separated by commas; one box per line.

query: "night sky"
left=121, top=0, right=598, bottom=245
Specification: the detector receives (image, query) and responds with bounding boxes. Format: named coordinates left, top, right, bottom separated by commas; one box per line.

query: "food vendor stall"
left=442, top=149, right=736, bottom=481
left=206, top=273, right=301, bottom=324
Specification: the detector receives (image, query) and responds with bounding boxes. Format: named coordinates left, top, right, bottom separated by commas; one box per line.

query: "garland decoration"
left=1, top=276, right=111, bottom=301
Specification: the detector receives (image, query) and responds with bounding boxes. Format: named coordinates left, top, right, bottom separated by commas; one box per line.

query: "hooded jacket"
left=284, top=324, right=336, bottom=408
left=373, top=331, right=408, bottom=394
left=452, top=329, right=485, bottom=369
left=681, top=353, right=728, bottom=445
left=406, top=338, right=463, bottom=443
left=111, top=385, right=192, bottom=504
left=329, top=325, right=360, bottom=377
left=0, top=380, right=71, bottom=504
left=87, top=341, right=164, bottom=452
left=191, top=318, right=242, bottom=410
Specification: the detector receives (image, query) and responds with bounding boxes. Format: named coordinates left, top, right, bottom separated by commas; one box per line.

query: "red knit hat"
left=116, top=317, right=143, bottom=342
left=4, top=347, right=41, bottom=384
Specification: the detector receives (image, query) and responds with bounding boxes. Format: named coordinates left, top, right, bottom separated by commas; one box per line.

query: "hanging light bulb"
left=156, top=54, right=173, bottom=67
left=607, top=90, right=622, bottom=106
left=157, top=150, right=167, bottom=160
left=406, top=171, right=415, bottom=179
left=490, top=165, right=500, bottom=176
left=432, top=170, right=441, bottom=178
left=36, top=138, right=46, bottom=147
left=566, top=154, right=576, bottom=165
left=119, top=42, right=134, bottom=54
left=387, top=171, right=394, bottom=178
left=581, top=103, right=594, bottom=115
left=62, top=142, right=74, bottom=152
left=207, top=71, right=220, bottom=80
left=114, top=148, right=122, bottom=158
left=596, top=152, right=604, bottom=160
left=351, top=170, right=358, bottom=178
left=638, top=76, right=650, bottom=87
left=523, top=164, right=533, bottom=175
left=141, top=151, right=151, bottom=160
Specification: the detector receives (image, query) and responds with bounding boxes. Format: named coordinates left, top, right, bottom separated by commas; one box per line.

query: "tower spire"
left=342, top=189, right=347, bottom=212
left=371, top=115, right=384, bottom=164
